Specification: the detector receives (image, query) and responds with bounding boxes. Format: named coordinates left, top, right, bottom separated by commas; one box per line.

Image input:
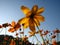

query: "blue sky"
left=0, top=0, right=60, bottom=44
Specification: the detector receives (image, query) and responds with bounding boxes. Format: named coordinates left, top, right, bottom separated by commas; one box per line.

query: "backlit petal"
left=36, top=7, right=44, bottom=14
left=23, top=22, right=29, bottom=29
left=11, top=21, right=16, bottom=27
left=26, top=11, right=31, bottom=17
left=28, top=31, right=35, bottom=36
left=14, top=23, right=20, bottom=30
left=34, top=15, right=45, bottom=22
left=29, top=19, right=36, bottom=32
left=8, top=28, right=15, bottom=33
left=18, top=17, right=29, bottom=25
left=21, top=6, right=30, bottom=15
left=36, top=30, right=43, bottom=34
left=32, top=5, right=38, bottom=14
left=34, top=18, right=40, bottom=26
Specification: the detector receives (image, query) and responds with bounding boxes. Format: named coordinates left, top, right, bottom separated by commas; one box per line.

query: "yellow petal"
left=18, top=17, right=29, bottom=25
left=36, top=30, right=43, bottom=34
left=32, top=5, right=38, bottom=13
left=36, top=7, right=44, bottom=14
left=28, top=31, right=35, bottom=36
left=34, top=15, right=45, bottom=22
left=21, top=6, right=31, bottom=15
left=26, top=11, right=31, bottom=17
left=34, top=18, right=40, bottom=26
left=29, top=19, right=36, bottom=32
left=23, top=22, right=29, bottom=29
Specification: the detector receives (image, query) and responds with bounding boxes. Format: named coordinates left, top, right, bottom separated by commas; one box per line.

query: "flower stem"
left=34, top=35, right=41, bottom=44
left=34, top=19, right=46, bottom=45
left=37, top=26, right=46, bottom=45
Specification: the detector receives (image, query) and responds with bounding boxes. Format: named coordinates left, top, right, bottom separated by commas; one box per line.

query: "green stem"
left=32, top=36, right=34, bottom=44
left=37, top=26, right=46, bottom=45
left=34, top=19, right=46, bottom=45
left=34, top=35, right=41, bottom=44
left=46, top=35, right=49, bottom=41
left=46, top=35, right=49, bottom=44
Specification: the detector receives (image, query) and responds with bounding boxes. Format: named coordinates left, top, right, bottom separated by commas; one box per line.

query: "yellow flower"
left=18, top=5, right=45, bottom=32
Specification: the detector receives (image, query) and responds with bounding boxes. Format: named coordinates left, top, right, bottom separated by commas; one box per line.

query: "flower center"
left=30, top=13, right=35, bottom=19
